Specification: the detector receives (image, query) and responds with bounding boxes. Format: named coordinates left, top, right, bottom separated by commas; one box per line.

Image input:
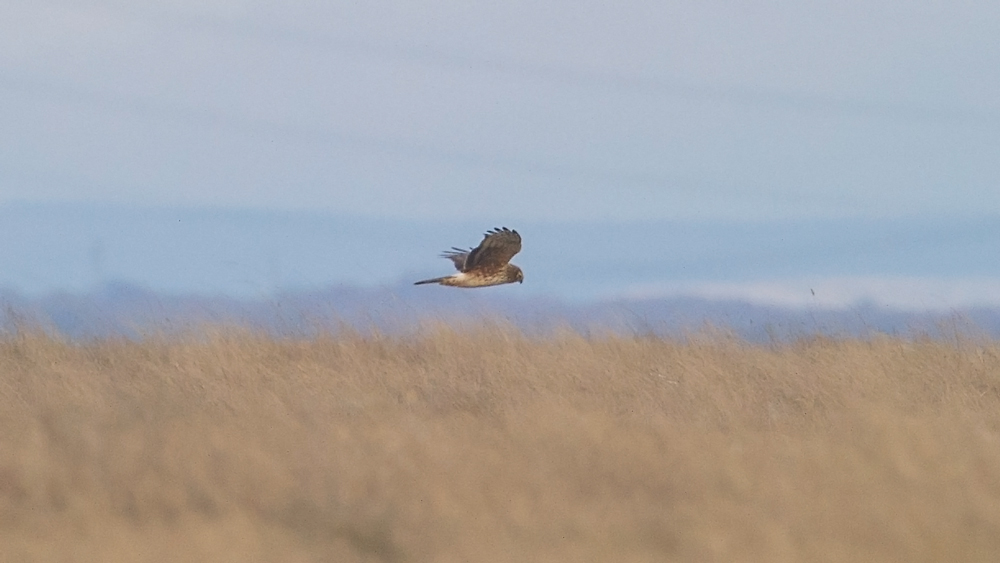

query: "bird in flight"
left=414, top=227, right=524, bottom=288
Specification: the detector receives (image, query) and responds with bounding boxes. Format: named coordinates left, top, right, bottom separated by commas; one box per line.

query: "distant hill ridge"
left=3, top=202, right=1000, bottom=302
left=2, top=280, right=999, bottom=341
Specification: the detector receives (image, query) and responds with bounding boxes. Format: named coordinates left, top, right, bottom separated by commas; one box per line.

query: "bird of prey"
left=414, top=227, right=524, bottom=287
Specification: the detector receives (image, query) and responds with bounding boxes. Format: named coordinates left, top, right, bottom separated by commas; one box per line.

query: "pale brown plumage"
left=414, top=227, right=524, bottom=288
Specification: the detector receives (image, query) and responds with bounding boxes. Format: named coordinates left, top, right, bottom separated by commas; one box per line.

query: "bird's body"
left=414, top=227, right=524, bottom=288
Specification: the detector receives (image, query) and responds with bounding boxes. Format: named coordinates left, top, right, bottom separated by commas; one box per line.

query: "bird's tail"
left=414, top=276, right=447, bottom=286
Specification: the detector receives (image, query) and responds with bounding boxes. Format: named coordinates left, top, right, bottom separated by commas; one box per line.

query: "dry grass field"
left=1, top=322, right=1000, bottom=562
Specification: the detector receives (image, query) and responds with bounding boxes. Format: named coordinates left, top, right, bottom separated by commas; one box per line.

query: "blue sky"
left=3, top=1, right=999, bottom=222
left=1, top=2, right=999, bottom=308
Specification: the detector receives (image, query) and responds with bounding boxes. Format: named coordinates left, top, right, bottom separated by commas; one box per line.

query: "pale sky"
left=2, top=1, right=999, bottom=222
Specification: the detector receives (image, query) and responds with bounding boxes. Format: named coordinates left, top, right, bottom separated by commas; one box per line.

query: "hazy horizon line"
left=3, top=275, right=1000, bottom=313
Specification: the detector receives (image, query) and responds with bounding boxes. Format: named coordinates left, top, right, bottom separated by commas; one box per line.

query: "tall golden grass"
left=1, top=323, right=999, bottom=562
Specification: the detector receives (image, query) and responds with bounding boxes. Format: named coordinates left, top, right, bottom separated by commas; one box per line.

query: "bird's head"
left=505, top=263, right=524, bottom=284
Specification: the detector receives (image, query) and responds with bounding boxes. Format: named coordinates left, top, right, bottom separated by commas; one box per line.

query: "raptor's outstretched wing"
left=463, top=227, right=521, bottom=271
left=440, top=247, right=472, bottom=271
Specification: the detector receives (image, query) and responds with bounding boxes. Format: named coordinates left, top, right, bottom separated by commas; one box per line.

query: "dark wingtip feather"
left=486, top=226, right=515, bottom=237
